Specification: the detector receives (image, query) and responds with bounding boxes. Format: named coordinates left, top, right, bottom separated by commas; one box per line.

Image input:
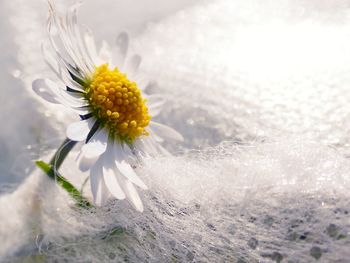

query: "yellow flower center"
left=85, top=64, right=151, bottom=142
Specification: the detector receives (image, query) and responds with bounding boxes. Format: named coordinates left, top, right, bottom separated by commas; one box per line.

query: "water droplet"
left=12, top=69, right=21, bottom=78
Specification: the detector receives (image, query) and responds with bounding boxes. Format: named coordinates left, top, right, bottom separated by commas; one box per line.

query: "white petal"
left=66, top=118, right=94, bottom=141
left=66, top=2, right=94, bottom=73
left=103, top=166, right=126, bottom=200
left=98, top=41, right=112, bottom=65
left=133, top=137, right=158, bottom=157
left=42, top=43, right=85, bottom=92
left=103, top=167, right=126, bottom=200
left=72, top=106, right=90, bottom=116
left=112, top=32, right=129, bottom=67
left=143, top=81, right=159, bottom=93
left=33, top=78, right=87, bottom=108
left=58, top=90, right=87, bottom=108
left=125, top=180, right=143, bottom=212
left=48, top=4, right=91, bottom=76
left=145, top=136, right=170, bottom=157
left=132, top=139, right=147, bottom=157
left=147, top=95, right=166, bottom=116
left=146, top=94, right=166, bottom=104
left=153, top=140, right=172, bottom=157
left=41, top=43, right=66, bottom=84
left=113, top=142, right=148, bottom=190
left=150, top=121, right=184, bottom=142
left=118, top=175, right=144, bottom=212
left=81, top=128, right=108, bottom=158
left=124, top=54, right=141, bottom=77
left=133, top=75, right=148, bottom=91
left=90, top=158, right=109, bottom=206
left=76, top=150, right=98, bottom=172
left=84, top=28, right=99, bottom=65
left=102, top=145, right=126, bottom=200
left=148, top=128, right=163, bottom=143
left=32, top=79, right=60, bottom=104
left=66, top=90, right=85, bottom=99
left=48, top=11, right=80, bottom=73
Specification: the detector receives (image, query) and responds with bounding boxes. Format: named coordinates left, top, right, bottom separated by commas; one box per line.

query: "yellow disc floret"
left=85, top=64, right=151, bottom=142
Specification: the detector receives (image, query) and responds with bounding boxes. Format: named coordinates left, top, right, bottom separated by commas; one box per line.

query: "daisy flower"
left=32, top=1, right=183, bottom=212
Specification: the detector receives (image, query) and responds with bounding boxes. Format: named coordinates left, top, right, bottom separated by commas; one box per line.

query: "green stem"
left=49, top=138, right=77, bottom=169
left=36, top=138, right=92, bottom=208
left=80, top=176, right=90, bottom=196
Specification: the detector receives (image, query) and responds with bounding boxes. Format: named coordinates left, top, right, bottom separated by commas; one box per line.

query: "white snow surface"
left=1, top=0, right=350, bottom=262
